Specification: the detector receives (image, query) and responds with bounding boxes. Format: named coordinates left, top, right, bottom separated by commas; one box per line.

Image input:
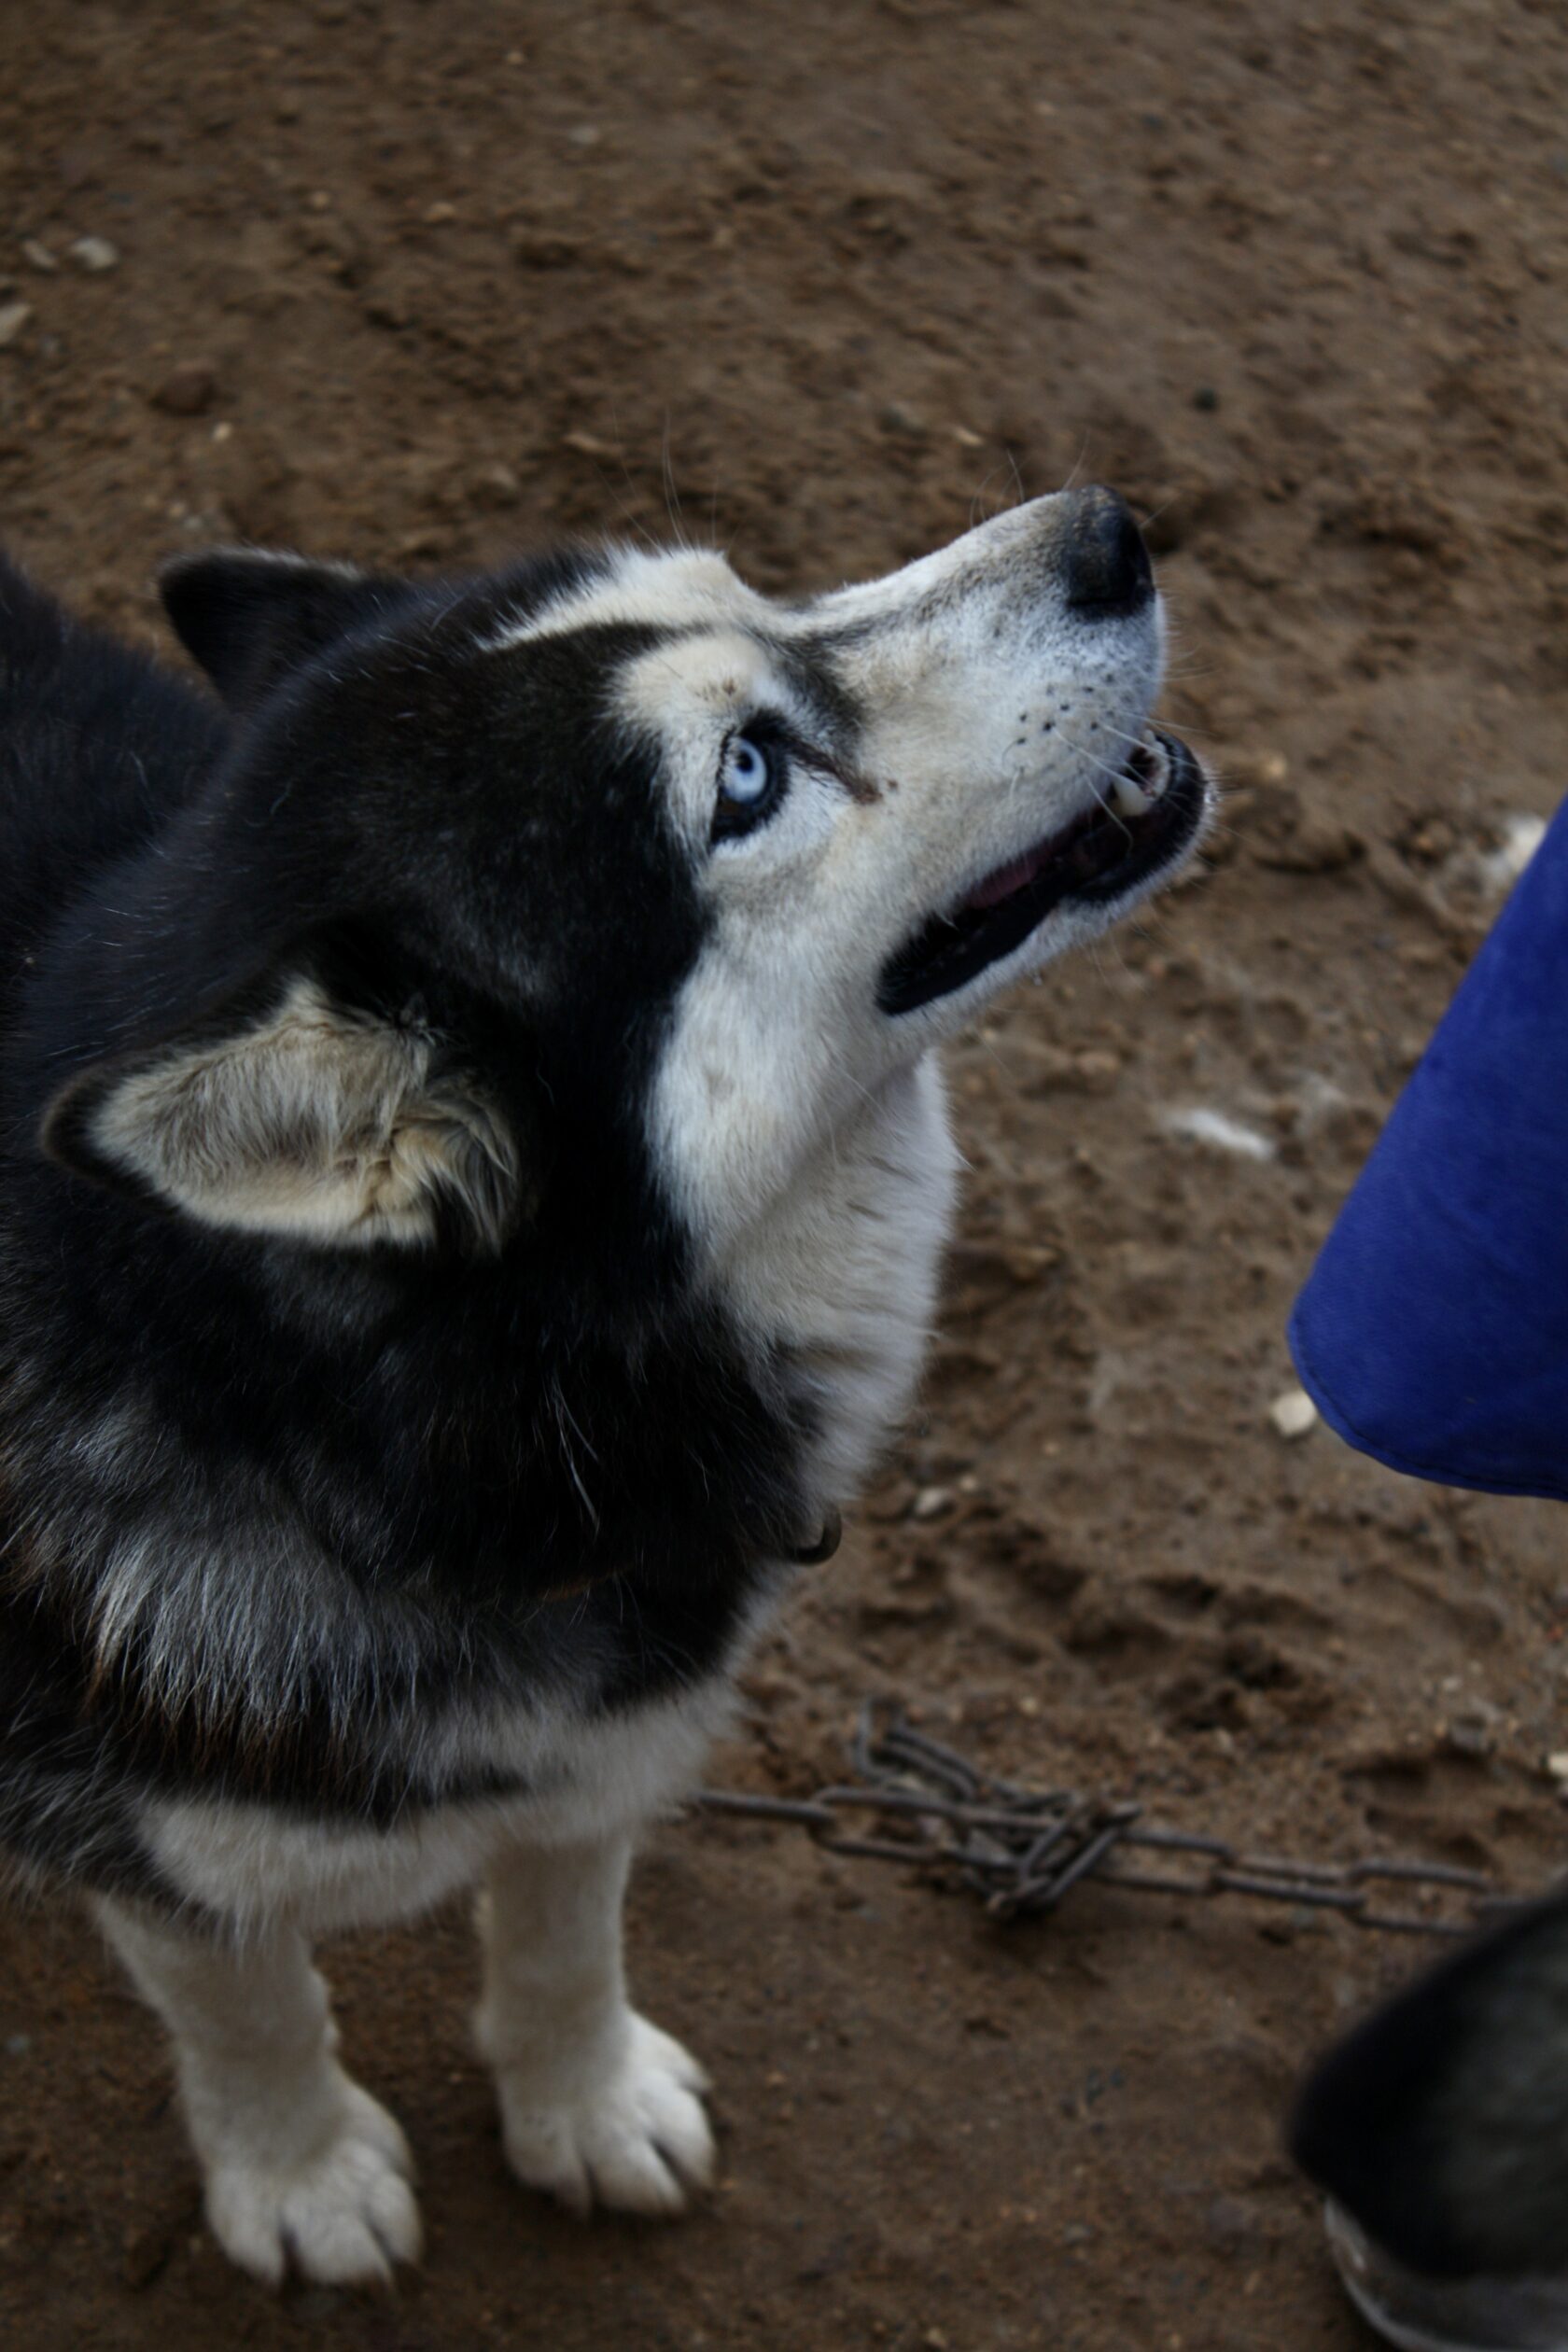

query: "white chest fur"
left=140, top=1679, right=739, bottom=1938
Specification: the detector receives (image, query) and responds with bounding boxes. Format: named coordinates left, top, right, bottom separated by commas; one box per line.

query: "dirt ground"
left=3, top=2, right=1568, bottom=2345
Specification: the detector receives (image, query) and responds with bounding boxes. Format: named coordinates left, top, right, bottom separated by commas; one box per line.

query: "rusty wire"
left=694, top=1701, right=1532, bottom=1938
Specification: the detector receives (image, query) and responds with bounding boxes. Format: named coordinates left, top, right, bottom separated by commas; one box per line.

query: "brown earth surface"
left=3, top=3, right=1568, bottom=2347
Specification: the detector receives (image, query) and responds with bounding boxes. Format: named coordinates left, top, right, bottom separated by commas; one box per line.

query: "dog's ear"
left=1290, top=1888, right=1568, bottom=2278
left=41, top=977, right=524, bottom=1254
left=160, top=549, right=413, bottom=710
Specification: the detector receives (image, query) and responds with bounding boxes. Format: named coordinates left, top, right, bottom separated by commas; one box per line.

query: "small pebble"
left=69, top=234, right=120, bottom=273
left=150, top=359, right=217, bottom=416
left=21, top=239, right=56, bottom=273
left=1072, top=1048, right=1122, bottom=1094
left=911, top=1485, right=954, bottom=1521
left=879, top=399, right=928, bottom=440
left=0, top=299, right=32, bottom=348
left=1547, top=1753, right=1568, bottom=1782
left=1478, top=814, right=1547, bottom=896
left=1267, top=1388, right=1319, bottom=1440
left=470, top=459, right=521, bottom=509
left=1165, top=1106, right=1276, bottom=1162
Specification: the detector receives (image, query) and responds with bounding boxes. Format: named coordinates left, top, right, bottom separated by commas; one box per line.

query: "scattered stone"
left=0, top=300, right=33, bottom=349
left=21, top=239, right=56, bottom=273
left=423, top=200, right=458, bottom=224
left=878, top=399, right=927, bottom=440
left=150, top=359, right=217, bottom=416
left=911, top=1485, right=954, bottom=1521
left=1267, top=1388, right=1318, bottom=1440
left=1164, top=1106, right=1276, bottom=1162
left=470, top=460, right=522, bottom=509
left=1547, top=1752, right=1568, bottom=1783
left=1072, top=1049, right=1122, bottom=1095
left=1001, top=1243, right=1058, bottom=1284
left=1016, top=1041, right=1125, bottom=1097
left=1443, top=1709, right=1496, bottom=1761
left=69, top=234, right=120, bottom=273
left=1477, top=814, right=1547, bottom=896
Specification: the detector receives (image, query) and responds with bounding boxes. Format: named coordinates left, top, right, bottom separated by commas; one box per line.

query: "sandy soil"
left=3, top=3, right=1568, bottom=2346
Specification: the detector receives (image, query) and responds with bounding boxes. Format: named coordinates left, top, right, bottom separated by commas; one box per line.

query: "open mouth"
left=877, top=729, right=1208, bottom=1016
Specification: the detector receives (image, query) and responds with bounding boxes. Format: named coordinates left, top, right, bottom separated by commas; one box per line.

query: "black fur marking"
left=0, top=548, right=819, bottom=1900
left=759, top=631, right=865, bottom=749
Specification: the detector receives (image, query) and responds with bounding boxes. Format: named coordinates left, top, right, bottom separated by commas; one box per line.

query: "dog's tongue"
left=962, top=841, right=1052, bottom=911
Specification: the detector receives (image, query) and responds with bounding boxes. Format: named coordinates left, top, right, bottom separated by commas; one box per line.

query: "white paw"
left=203, top=2074, right=422, bottom=2288
left=495, top=2013, right=715, bottom=2219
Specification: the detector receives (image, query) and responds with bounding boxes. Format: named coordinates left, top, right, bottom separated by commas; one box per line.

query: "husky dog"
left=0, top=489, right=1208, bottom=2285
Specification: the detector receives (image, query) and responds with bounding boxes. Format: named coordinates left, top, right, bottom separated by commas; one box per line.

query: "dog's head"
left=40, top=494, right=1210, bottom=1275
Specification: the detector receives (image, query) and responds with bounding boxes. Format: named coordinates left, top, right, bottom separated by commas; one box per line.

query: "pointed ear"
left=41, top=978, right=525, bottom=1254
left=160, top=548, right=413, bottom=709
left=1291, top=1890, right=1568, bottom=2278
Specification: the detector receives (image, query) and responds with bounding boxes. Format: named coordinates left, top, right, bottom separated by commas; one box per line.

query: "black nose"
left=1061, top=485, right=1154, bottom=618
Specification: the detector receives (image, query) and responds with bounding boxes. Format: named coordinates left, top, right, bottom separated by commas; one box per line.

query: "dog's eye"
left=713, top=732, right=786, bottom=842
left=724, top=736, right=770, bottom=803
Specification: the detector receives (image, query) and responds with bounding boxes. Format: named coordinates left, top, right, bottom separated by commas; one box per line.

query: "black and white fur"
left=0, top=491, right=1208, bottom=2284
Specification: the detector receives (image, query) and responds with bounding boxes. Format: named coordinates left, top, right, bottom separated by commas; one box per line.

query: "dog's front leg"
left=97, top=1897, right=420, bottom=2286
left=475, top=1830, right=715, bottom=2217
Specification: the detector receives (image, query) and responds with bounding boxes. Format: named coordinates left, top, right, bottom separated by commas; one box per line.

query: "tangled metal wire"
left=695, top=1702, right=1527, bottom=1939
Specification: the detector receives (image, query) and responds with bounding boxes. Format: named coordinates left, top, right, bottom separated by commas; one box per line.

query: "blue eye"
left=723, top=735, right=770, bottom=803
left=713, top=730, right=786, bottom=841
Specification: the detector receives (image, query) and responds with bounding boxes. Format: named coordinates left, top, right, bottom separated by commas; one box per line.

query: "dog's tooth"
left=1110, top=770, right=1155, bottom=819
